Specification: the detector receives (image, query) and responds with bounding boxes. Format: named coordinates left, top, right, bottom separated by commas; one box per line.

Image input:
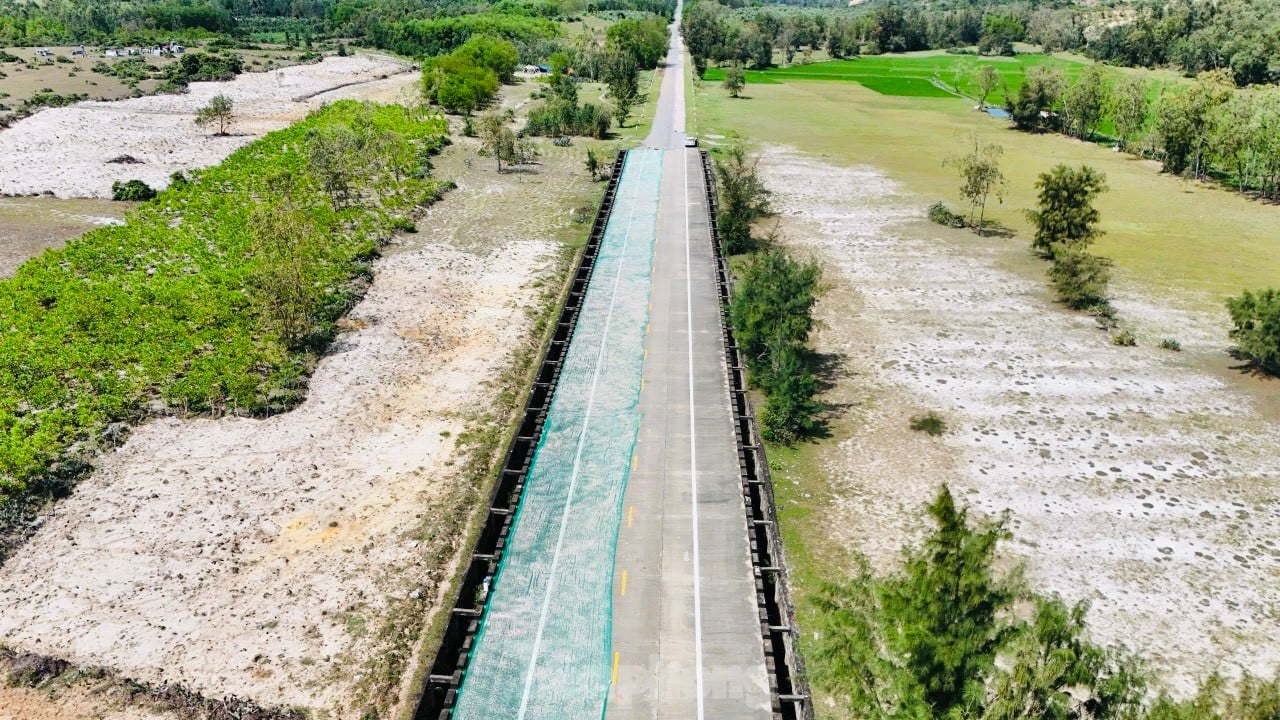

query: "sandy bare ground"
left=0, top=233, right=553, bottom=714
left=759, top=146, right=1280, bottom=691
left=0, top=197, right=127, bottom=278
left=0, top=54, right=418, bottom=199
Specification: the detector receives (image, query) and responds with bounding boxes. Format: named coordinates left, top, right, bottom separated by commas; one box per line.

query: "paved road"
left=606, top=6, right=773, bottom=718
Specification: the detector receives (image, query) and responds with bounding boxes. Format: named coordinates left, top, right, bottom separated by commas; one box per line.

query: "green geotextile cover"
left=453, top=149, right=663, bottom=720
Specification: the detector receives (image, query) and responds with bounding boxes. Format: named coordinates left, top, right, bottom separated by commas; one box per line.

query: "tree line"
left=714, top=147, right=825, bottom=444
left=1001, top=65, right=1280, bottom=201
left=813, top=485, right=1280, bottom=720
left=684, top=0, right=1280, bottom=86
left=0, top=0, right=671, bottom=58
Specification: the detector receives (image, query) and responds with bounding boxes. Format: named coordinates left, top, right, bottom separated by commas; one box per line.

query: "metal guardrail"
left=411, top=150, right=630, bottom=720
left=699, top=149, right=814, bottom=720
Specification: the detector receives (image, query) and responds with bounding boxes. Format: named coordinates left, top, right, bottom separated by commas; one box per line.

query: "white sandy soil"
left=0, top=54, right=418, bottom=199
left=760, top=146, right=1280, bottom=692
left=0, top=236, right=553, bottom=715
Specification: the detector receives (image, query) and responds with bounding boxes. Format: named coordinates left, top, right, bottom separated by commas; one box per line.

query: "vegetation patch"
left=811, top=487, right=1280, bottom=720
left=908, top=412, right=947, bottom=436
left=718, top=145, right=824, bottom=444
left=1226, top=288, right=1280, bottom=375
left=0, top=100, right=447, bottom=518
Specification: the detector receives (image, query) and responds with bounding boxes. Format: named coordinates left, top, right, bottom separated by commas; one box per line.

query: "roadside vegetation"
left=715, top=146, right=824, bottom=444
left=813, top=485, right=1280, bottom=720
left=0, top=100, right=447, bottom=541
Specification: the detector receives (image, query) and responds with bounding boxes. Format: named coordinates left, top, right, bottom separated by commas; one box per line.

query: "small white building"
left=34, top=48, right=53, bottom=57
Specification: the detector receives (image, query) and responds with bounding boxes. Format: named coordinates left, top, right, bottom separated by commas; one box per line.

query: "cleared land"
left=692, top=67, right=1280, bottom=703
left=0, top=44, right=309, bottom=120
left=0, top=52, right=416, bottom=198
left=0, top=78, right=611, bottom=719
left=0, top=197, right=128, bottom=277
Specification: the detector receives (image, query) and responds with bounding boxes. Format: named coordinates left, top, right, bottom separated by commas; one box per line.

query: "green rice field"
left=703, top=52, right=1088, bottom=103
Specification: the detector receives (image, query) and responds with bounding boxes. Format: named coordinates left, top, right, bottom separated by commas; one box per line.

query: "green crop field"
left=703, top=52, right=1090, bottom=103
left=0, top=101, right=448, bottom=499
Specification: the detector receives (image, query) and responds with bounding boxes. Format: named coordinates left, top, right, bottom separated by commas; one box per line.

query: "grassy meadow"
left=691, top=64, right=1280, bottom=306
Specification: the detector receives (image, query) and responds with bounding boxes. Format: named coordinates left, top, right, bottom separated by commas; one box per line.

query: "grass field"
left=692, top=73, right=1280, bottom=305
left=703, top=52, right=1092, bottom=104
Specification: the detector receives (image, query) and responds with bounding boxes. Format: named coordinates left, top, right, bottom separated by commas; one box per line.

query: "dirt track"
left=760, top=146, right=1280, bottom=691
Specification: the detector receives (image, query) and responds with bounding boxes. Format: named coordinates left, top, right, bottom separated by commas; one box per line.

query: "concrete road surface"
left=606, top=5, right=773, bottom=718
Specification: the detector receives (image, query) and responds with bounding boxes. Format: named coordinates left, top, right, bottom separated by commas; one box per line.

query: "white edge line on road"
left=684, top=133, right=707, bottom=718
left=515, top=149, right=654, bottom=720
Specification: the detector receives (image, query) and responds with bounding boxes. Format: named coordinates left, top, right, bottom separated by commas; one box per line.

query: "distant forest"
left=0, top=0, right=674, bottom=59
left=693, top=0, right=1280, bottom=86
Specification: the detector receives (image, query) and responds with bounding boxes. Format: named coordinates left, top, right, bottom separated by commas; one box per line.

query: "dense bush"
left=813, top=486, right=1145, bottom=720
left=373, top=13, right=558, bottom=59
left=928, top=201, right=966, bottom=228
left=1047, top=243, right=1112, bottom=310
left=110, top=179, right=157, bottom=201
left=714, top=146, right=770, bottom=255
left=524, top=97, right=610, bottom=138
left=0, top=101, right=447, bottom=499
left=729, top=247, right=823, bottom=443
left=1226, top=288, right=1280, bottom=374
left=423, top=53, right=500, bottom=114
left=163, top=51, right=243, bottom=86
left=421, top=35, right=518, bottom=114
left=815, top=485, right=1280, bottom=720
left=453, top=34, right=520, bottom=83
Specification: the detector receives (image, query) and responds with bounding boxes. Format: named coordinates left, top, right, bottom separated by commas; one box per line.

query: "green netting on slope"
left=452, top=149, right=663, bottom=720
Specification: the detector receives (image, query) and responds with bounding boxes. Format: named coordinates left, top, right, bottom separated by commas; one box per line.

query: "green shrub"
left=110, top=179, right=157, bottom=201
left=1226, top=288, right=1280, bottom=373
left=759, top=344, right=821, bottom=443
left=909, top=412, right=947, bottom=436
left=523, top=97, right=610, bottom=138
left=1111, top=329, right=1137, bottom=346
left=163, top=52, right=243, bottom=86
left=730, top=247, right=823, bottom=443
left=928, top=201, right=965, bottom=228
left=1048, top=244, right=1112, bottom=310
left=812, top=487, right=1146, bottom=720
left=715, top=146, right=771, bottom=255
left=1159, top=338, right=1181, bottom=351
left=422, top=53, right=500, bottom=114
